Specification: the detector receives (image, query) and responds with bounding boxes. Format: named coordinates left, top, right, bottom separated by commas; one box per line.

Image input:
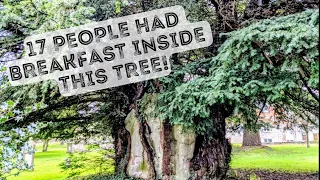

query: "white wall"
left=226, top=126, right=319, bottom=144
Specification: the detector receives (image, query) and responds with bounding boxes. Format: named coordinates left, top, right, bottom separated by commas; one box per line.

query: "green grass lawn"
left=230, top=143, right=319, bottom=173
left=7, top=143, right=114, bottom=180
left=7, top=143, right=319, bottom=179
left=8, top=143, right=70, bottom=180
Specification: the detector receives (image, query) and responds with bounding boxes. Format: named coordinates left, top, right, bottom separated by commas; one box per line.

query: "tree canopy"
left=159, top=9, right=319, bottom=134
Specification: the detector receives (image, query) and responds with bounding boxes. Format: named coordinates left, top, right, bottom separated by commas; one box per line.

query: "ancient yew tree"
left=0, top=0, right=318, bottom=179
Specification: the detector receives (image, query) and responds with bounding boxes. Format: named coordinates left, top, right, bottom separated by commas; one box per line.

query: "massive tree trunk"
left=242, top=128, right=262, bottom=146
left=114, top=94, right=233, bottom=180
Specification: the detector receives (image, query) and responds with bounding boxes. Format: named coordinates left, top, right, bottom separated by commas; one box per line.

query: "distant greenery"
left=59, top=145, right=114, bottom=178
left=231, top=144, right=319, bottom=173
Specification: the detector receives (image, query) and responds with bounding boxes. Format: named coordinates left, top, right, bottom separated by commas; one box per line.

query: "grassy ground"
left=230, top=143, right=319, bottom=173
left=7, top=143, right=319, bottom=179
left=7, top=143, right=70, bottom=180
left=7, top=143, right=114, bottom=180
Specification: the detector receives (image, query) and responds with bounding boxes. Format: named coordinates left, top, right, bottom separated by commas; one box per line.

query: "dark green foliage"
left=159, top=9, right=319, bottom=134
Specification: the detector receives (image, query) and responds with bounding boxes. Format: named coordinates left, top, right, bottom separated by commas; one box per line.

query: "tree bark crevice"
left=114, top=125, right=131, bottom=176
left=138, top=120, right=156, bottom=179
left=162, top=122, right=172, bottom=179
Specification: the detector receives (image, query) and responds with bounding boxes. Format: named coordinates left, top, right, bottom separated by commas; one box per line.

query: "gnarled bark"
left=190, top=105, right=233, bottom=180
left=115, top=96, right=233, bottom=180
left=114, top=123, right=131, bottom=175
